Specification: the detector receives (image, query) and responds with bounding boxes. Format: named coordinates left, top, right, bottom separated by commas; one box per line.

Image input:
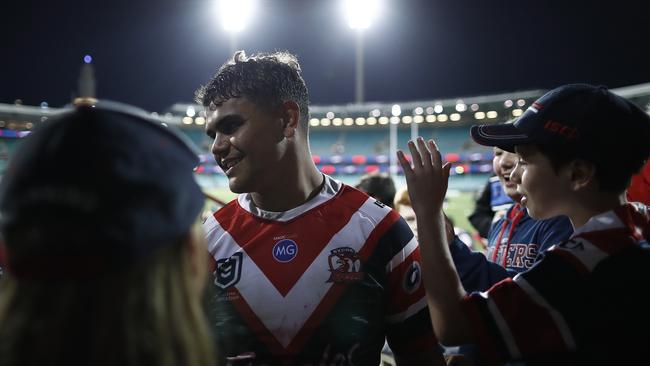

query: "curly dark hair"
left=195, top=50, right=310, bottom=127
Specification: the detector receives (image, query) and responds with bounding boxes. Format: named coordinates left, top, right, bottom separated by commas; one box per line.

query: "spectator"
left=394, top=187, right=419, bottom=239
left=400, top=84, right=650, bottom=364
left=467, top=175, right=513, bottom=239
left=483, top=146, right=572, bottom=275
left=627, top=159, right=650, bottom=205
left=0, top=100, right=215, bottom=366
left=355, top=172, right=396, bottom=208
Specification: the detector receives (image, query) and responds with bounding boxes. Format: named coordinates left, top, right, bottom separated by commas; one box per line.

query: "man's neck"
left=250, top=162, right=324, bottom=213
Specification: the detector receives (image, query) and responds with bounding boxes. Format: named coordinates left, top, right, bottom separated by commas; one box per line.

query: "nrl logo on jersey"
left=214, top=252, right=243, bottom=289
left=326, top=247, right=364, bottom=283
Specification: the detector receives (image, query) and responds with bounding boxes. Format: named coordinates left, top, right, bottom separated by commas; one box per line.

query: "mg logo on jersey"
left=273, top=239, right=298, bottom=262
left=327, top=247, right=363, bottom=283
left=214, top=252, right=243, bottom=289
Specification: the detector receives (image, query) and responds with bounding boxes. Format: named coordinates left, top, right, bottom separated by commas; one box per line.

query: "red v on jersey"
left=225, top=210, right=399, bottom=355
left=205, top=185, right=398, bottom=351
left=216, top=186, right=368, bottom=296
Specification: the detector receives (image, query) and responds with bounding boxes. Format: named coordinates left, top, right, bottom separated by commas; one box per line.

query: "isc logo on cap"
left=273, top=239, right=298, bottom=263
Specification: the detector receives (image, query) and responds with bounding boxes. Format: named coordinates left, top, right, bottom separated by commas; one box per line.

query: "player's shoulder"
left=341, top=183, right=398, bottom=223
left=203, top=199, right=240, bottom=231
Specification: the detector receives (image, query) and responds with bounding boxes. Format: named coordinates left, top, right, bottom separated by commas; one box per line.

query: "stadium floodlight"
left=344, top=0, right=381, bottom=29
left=218, top=0, right=255, bottom=33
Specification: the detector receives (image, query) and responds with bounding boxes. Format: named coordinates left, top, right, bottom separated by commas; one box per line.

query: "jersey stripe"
left=386, top=236, right=418, bottom=273
left=489, top=279, right=570, bottom=357
left=385, top=247, right=426, bottom=319
left=485, top=290, right=522, bottom=359
left=386, top=296, right=427, bottom=324
left=514, top=275, right=576, bottom=351
left=549, top=237, right=609, bottom=273
left=218, top=187, right=367, bottom=297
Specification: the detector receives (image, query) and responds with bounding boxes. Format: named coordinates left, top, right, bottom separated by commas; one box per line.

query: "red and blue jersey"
left=463, top=203, right=650, bottom=364
left=203, top=175, right=439, bottom=365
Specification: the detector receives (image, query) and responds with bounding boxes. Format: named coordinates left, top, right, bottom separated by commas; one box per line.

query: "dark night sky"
left=2, top=0, right=649, bottom=112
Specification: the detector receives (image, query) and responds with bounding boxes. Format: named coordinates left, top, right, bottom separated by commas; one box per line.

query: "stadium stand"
left=3, top=83, right=650, bottom=193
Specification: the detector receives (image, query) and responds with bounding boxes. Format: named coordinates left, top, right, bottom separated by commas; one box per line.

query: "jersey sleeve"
left=461, top=249, right=580, bottom=364
left=381, top=216, right=440, bottom=356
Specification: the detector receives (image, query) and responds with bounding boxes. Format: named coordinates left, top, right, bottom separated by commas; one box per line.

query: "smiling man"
left=195, top=51, right=444, bottom=366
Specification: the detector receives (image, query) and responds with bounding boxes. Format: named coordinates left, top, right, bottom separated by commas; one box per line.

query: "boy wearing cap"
left=196, top=51, right=444, bottom=365
left=0, top=101, right=215, bottom=365
left=398, top=84, right=650, bottom=364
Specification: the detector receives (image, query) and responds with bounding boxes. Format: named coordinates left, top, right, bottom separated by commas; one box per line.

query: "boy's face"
left=511, top=145, right=573, bottom=220
left=492, top=147, right=521, bottom=201
left=205, top=97, right=286, bottom=194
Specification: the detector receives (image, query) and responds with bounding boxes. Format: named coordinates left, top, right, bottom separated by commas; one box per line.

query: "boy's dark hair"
left=471, top=84, right=650, bottom=194
left=355, top=173, right=396, bottom=208
left=195, top=50, right=310, bottom=130
left=536, top=142, right=648, bottom=194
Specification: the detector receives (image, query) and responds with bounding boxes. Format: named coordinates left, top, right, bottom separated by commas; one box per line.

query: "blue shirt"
left=452, top=204, right=574, bottom=292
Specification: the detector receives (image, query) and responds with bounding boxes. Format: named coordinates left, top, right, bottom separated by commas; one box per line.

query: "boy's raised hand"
left=397, top=137, right=452, bottom=218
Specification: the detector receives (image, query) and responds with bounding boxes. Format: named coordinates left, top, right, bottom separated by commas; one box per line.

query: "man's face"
left=205, top=97, right=285, bottom=194
left=492, top=147, right=521, bottom=201
left=511, top=145, right=571, bottom=220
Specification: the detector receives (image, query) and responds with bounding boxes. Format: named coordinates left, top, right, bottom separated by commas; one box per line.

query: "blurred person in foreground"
left=195, top=51, right=444, bottom=365
left=626, top=159, right=650, bottom=205
left=0, top=100, right=215, bottom=366
left=355, top=172, right=396, bottom=208
left=399, top=84, right=650, bottom=365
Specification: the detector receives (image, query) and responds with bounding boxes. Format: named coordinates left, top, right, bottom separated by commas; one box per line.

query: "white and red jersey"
left=463, top=203, right=650, bottom=365
left=203, top=175, right=438, bottom=365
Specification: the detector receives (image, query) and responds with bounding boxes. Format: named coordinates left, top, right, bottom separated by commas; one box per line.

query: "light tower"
left=78, top=55, right=96, bottom=99
left=344, top=0, right=381, bottom=104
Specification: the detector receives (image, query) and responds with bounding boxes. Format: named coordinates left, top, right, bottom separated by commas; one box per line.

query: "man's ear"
left=279, top=101, right=300, bottom=138
left=568, top=159, right=596, bottom=191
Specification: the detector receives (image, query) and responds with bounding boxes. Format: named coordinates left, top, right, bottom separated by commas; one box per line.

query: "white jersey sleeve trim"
left=385, top=296, right=427, bottom=324
left=486, top=293, right=522, bottom=359
left=551, top=236, right=609, bottom=273
left=513, top=275, right=577, bottom=351
left=385, top=236, right=418, bottom=273
left=571, top=209, right=624, bottom=237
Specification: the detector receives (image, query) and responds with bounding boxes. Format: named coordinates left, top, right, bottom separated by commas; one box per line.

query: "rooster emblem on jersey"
left=326, top=247, right=363, bottom=282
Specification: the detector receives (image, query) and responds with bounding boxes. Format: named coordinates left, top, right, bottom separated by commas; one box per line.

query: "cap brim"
left=470, top=124, right=533, bottom=153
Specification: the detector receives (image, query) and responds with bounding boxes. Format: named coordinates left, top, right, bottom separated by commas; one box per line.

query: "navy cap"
left=470, top=84, right=650, bottom=155
left=0, top=100, right=205, bottom=277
